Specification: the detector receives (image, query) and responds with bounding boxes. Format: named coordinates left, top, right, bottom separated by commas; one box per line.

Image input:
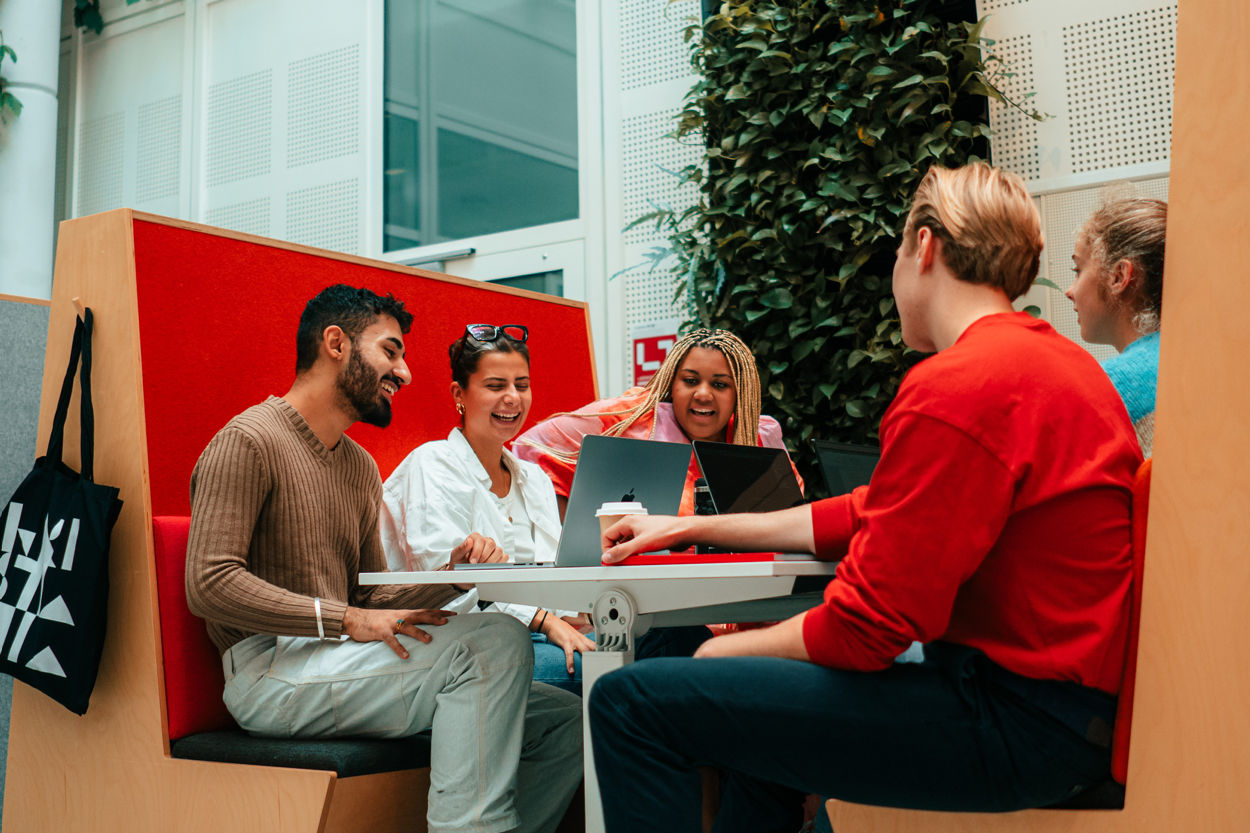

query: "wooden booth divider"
left=3, top=209, right=598, bottom=833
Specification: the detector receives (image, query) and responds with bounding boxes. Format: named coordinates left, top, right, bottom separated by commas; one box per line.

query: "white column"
left=0, top=0, right=60, bottom=300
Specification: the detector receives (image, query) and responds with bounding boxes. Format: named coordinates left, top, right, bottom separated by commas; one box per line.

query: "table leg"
left=581, top=647, right=631, bottom=833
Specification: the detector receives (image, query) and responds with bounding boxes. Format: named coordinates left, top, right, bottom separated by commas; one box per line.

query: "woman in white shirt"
left=380, top=324, right=595, bottom=693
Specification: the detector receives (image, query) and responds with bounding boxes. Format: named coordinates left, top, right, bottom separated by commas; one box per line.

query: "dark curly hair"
left=295, top=284, right=413, bottom=373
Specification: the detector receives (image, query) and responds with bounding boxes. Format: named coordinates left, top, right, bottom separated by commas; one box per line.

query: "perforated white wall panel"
left=615, top=0, right=702, bottom=385
left=205, top=70, right=273, bottom=187
left=136, top=95, right=183, bottom=203
left=619, top=0, right=699, bottom=91
left=1062, top=6, right=1176, bottom=174
left=73, top=9, right=185, bottom=218
left=978, top=1, right=1176, bottom=189
left=205, top=197, right=272, bottom=237
left=287, top=45, right=360, bottom=168
left=986, top=34, right=1040, bottom=181
left=621, top=108, right=700, bottom=247
left=201, top=0, right=370, bottom=253
left=286, top=178, right=360, bottom=253
left=76, top=113, right=125, bottom=216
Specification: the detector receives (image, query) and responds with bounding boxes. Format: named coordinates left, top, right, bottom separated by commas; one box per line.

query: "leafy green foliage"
left=661, top=1, right=1014, bottom=494
left=74, top=0, right=145, bottom=35
left=0, top=32, right=20, bottom=124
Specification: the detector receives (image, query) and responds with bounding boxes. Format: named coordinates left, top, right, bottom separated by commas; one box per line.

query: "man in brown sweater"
left=186, top=285, right=582, bottom=833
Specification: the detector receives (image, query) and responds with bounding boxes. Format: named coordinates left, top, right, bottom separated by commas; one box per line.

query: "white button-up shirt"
left=380, top=428, right=567, bottom=624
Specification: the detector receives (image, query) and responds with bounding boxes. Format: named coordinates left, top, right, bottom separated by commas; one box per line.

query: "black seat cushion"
left=170, top=729, right=432, bottom=778
left=1045, top=779, right=1126, bottom=810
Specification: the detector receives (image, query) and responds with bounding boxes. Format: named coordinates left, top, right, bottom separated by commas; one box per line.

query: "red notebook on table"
left=616, top=552, right=814, bottom=565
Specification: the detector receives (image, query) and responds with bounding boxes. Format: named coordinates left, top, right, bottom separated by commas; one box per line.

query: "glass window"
left=384, top=0, right=579, bottom=251
left=492, top=269, right=564, bottom=298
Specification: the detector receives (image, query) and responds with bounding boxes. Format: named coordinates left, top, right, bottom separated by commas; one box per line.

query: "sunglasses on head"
left=465, top=324, right=528, bottom=344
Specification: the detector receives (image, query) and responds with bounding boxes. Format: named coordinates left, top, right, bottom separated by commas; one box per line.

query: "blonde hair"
left=903, top=163, right=1044, bottom=301
left=1078, top=197, right=1167, bottom=335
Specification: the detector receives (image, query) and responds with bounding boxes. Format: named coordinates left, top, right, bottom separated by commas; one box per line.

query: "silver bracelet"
left=314, top=597, right=326, bottom=640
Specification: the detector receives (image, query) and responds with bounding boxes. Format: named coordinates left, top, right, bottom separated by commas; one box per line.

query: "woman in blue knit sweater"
left=1066, top=198, right=1167, bottom=456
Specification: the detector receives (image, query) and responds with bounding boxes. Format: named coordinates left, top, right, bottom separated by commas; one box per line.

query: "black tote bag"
left=0, top=308, right=123, bottom=714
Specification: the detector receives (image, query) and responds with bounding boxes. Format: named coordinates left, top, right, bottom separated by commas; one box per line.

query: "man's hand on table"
left=343, top=606, right=457, bottom=659
left=600, top=515, right=697, bottom=563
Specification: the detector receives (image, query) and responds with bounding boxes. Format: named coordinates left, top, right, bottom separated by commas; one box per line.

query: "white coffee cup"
left=596, top=501, right=648, bottom=538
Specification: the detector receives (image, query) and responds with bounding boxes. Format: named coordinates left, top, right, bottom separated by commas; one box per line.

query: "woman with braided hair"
left=513, top=328, right=799, bottom=519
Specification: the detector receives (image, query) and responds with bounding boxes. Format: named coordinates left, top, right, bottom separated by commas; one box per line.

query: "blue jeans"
left=533, top=625, right=714, bottom=697
left=589, top=642, right=1115, bottom=833
left=532, top=632, right=583, bottom=694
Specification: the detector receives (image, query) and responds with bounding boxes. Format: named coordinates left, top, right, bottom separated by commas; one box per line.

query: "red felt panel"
left=152, top=516, right=236, bottom=740
left=132, top=220, right=598, bottom=517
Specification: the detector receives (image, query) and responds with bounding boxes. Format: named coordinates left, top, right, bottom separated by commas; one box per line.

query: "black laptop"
left=811, top=439, right=879, bottom=495
left=691, top=441, right=805, bottom=514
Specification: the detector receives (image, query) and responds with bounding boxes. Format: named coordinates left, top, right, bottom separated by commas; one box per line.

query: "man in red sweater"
left=590, top=163, right=1143, bottom=833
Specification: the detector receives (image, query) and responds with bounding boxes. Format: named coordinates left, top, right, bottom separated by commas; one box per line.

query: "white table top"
left=361, top=559, right=837, bottom=616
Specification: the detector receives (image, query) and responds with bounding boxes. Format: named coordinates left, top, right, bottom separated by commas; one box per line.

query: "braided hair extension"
left=519, top=329, right=764, bottom=467
left=603, top=328, right=762, bottom=446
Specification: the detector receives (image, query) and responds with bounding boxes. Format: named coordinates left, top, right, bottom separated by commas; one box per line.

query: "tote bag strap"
left=78, top=308, right=97, bottom=481
left=45, top=313, right=86, bottom=468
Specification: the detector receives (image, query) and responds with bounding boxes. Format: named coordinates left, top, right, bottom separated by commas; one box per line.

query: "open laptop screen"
left=692, top=441, right=805, bottom=514
left=811, top=439, right=879, bottom=496
left=556, top=435, right=691, bottom=566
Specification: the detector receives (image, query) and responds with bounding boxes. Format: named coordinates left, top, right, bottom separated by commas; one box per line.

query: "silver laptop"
left=554, top=434, right=690, bottom=566
left=456, top=434, right=690, bottom=569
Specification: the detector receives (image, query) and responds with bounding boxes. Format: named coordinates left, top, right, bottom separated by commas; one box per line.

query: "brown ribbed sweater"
left=187, top=396, right=457, bottom=654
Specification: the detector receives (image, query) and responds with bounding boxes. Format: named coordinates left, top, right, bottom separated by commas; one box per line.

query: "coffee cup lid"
left=596, top=501, right=648, bottom=516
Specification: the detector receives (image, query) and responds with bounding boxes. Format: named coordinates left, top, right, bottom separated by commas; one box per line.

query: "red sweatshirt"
left=802, top=313, right=1141, bottom=694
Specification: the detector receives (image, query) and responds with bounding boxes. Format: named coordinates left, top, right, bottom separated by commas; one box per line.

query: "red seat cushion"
left=1110, top=458, right=1151, bottom=785
left=153, top=516, right=237, bottom=740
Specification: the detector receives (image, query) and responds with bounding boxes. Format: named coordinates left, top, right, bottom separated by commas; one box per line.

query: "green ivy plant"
left=655, top=1, right=1035, bottom=494
left=74, top=0, right=145, bottom=35
left=0, top=31, right=20, bottom=124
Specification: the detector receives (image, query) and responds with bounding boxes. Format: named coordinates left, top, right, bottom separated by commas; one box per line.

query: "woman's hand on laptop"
left=446, top=533, right=507, bottom=591
left=601, top=515, right=696, bottom=563
left=449, top=533, right=506, bottom=565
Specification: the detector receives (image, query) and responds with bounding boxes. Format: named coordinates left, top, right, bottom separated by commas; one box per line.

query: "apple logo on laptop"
left=620, top=489, right=635, bottom=502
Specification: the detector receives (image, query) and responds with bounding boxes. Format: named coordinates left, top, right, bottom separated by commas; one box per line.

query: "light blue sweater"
left=1101, top=331, right=1159, bottom=423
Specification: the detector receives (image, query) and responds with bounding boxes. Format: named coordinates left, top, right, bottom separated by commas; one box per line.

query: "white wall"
left=57, top=0, right=379, bottom=255
left=980, top=0, right=1176, bottom=357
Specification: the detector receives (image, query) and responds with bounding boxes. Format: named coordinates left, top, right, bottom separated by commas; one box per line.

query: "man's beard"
left=338, top=348, right=394, bottom=428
